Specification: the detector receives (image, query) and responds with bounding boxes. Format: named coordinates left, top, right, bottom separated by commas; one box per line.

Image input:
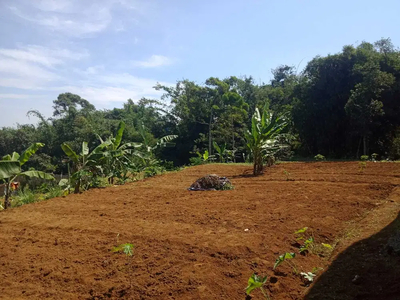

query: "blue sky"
left=1, top=0, right=400, bottom=127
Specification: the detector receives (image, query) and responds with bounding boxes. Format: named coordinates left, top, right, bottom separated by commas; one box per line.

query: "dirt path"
left=0, top=162, right=399, bottom=299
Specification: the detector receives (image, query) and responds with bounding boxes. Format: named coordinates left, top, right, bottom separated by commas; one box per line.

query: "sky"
left=1, top=0, right=400, bottom=127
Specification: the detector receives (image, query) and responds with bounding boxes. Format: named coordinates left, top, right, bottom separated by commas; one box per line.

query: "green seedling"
left=358, top=161, right=367, bottom=172
left=294, top=227, right=308, bottom=240
left=314, top=154, right=325, bottom=161
left=274, top=252, right=297, bottom=273
left=299, top=237, right=314, bottom=253
left=245, top=274, right=270, bottom=300
left=283, top=170, right=291, bottom=181
left=112, top=243, right=135, bottom=286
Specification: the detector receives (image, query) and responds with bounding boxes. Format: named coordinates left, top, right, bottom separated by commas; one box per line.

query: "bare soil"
left=1, top=162, right=399, bottom=299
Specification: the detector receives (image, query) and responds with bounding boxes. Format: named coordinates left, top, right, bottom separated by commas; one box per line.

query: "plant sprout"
left=245, top=274, right=270, bottom=300
left=274, top=252, right=296, bottom=273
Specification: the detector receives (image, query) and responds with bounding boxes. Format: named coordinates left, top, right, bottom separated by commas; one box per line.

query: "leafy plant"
left=245, top=274, right=270, bottom=300
left=360, top=155, right=369, bottom=161
left=283, top=169, right=291, bottom=181
left=359, top=161, right=367, bottom=172
left=371, top=153, right=379, bottom=161
left=314, top=154, right=326, bottom=161
left=245, top=106, right=289, bottom=175
left=274, top=252, right=296, bottom=273
left=299, top=237, right=315, bottom=253
left=0, top=143, right=55, bottom=209
left=300, top=272, right=316, bottom=282
left=112, top=243, right=135, bottom=287
left=213, top=141, right=227, bottom=163
left=61, top=140, right=111, bottom=193
left=12, top=188, right=38, bottom=207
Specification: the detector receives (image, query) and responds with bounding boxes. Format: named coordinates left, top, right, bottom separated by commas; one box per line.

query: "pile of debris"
left=188, top=174, right=233, bottom=191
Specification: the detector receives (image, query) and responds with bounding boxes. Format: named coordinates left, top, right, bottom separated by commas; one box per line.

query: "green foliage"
left=360, top=155, right=369, bottom=161
left=12, top=188, right=38, bottom=207
left=245, top=106, right=289, bottom=175
left=112, top=243, right=134, bottom=256
left=274, top=252, right=296, bottom=270
left=245, top=274, right=270, bottom=299
left=283, top=169, right=291, bottom=181
left=189, top=157, right=203, bottom=166
left=314, top=154, right=326, bottom=161
left=299, top=237, right=315, bottom=254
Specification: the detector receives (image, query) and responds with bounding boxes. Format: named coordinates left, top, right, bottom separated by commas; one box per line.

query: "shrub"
left=12, top=188, right=38, bottom=207
left=314, top=154, right=325, bottom=161
left=360, top=155, right=369, bottom=161
left=189, top=157, right=203, bottom=166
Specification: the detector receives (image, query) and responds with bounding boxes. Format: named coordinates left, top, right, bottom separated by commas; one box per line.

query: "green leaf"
left=245, top=274, right=267, bottom=295
left=19, top=143, right=45, bottom=166
left=19, top=170, right=55, bottom=180
left=114, top=121, right=125, bottom=149
left=274, top=252, right=296, bottom=270
left=322, top=243, right=333, bottom=249
left=112, top=243, right=134, bottom=256
left=81, top=142, right=89, bottom=156
left=0, top=161, right=21, bottom=180
left=61, top=143, right=80, bottom=164
left=294, top=227, right=308, bottom=234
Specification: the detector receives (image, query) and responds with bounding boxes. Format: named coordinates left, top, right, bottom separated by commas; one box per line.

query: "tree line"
left=1, top=38, right=400, bottom=175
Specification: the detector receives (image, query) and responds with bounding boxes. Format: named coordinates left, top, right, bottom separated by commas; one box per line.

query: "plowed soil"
left=1, top=162, right=400, bottom=300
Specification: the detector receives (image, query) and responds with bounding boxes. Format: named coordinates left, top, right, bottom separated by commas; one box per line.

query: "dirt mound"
left=188, top=174, right=232, bottom=191
left=0, top=162, right=399, bottom=299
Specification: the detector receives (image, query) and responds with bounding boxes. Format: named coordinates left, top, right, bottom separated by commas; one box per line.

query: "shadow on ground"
left=305, top=211, right=400, bottom=300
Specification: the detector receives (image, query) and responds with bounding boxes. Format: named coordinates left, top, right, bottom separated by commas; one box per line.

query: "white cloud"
left=0, top=45, right=88, bottom=68
left=0, top=45, right=88, bottom=89
left=8, top=0, right=138, bottom=37
left=131, top=55, right=174, bottom=68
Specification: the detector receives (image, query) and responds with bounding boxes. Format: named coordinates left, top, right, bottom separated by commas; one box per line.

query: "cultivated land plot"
left=0, top=162, right=400, bottom=299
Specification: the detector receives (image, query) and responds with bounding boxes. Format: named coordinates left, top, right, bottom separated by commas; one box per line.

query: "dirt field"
left=1, top=162, right=400, bottom=300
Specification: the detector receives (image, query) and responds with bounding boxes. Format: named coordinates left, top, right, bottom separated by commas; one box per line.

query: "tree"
left=0, top=143, right=54, bottom=209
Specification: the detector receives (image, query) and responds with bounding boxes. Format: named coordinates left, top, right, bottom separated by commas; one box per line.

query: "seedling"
left=358, top=161, right=367, bottom=172
left=283, top=170, right=291, bottom=181
left=360, top=155, right=369, bottom=161
left=300, top=272, right=316, bottom=282
left=274, top=252, right=297, bottom=274
left=245, top=274, right=270, bottom=300
left=299, top=237, right=314, bottom=254
left=112, top=243, right=135, bottom=287
left=314, top=154, right=325, bottom=161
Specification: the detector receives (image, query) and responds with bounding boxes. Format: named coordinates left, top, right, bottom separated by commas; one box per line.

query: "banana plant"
left=245, top=105, right=289, bottom=175
left=136, top=122, right=177, bottom=169
left=0, top=143, right=55, bottom=209
left=98, top=121, right=142, bottom=184
left=61, top=140, right=112, bottom=193
left=213, top=141, right=227, bottom=163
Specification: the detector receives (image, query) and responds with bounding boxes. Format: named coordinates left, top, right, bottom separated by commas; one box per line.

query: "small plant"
left=371, top=153, right=378, bottom=161
left=12, top=188, right=38, bottom=207
left=44, top=186, right=64, bottom=199
left=314, top=154, right=325, bottom=161
left=294, top=227, right=333, bottom=257
left=358, top=161, right=367, bottom=172
left=360, top=155, right=369, bottom=161
left=112, top=243, right=135, bottom=287
left=245, top=274, right=270, bottom=300
left=299, top=237, right=315, bottom=254
left=283, top=169, right=291, bottom=181
left=274, top=252, right=297, bottom=273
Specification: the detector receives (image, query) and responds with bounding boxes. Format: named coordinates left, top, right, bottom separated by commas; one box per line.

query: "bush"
left=360, top=155, right=369, bottom=161
left=314, top=154, right=326, bottom=161
left=12, top=188, right=38, bottom=207
left=189, top=157, right=203, bottom=166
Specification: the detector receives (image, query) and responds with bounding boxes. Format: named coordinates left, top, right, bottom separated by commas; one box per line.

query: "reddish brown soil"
left=1, top=162, right=400, bottom=300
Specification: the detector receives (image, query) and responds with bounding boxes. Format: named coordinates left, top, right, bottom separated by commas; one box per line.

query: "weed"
left=359, top=161, right=367, bottom=172
left=44, top=186, right=64, bottom=199
left=294, top=227, right=333, bottom=257
left=245, top=274, right=270, bottom=300
left=274, top=252, right=297, bottom=273
left=314, top=154, right=326, bottom=161
left=360, top=155, right=369, bottom=161
left=283, top=170, right=291, bottom=181
left=12, top=188, right=38, bottom=207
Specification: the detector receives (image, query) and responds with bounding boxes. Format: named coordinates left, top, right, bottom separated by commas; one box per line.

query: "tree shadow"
left=305, top=211, right=400, bottom=300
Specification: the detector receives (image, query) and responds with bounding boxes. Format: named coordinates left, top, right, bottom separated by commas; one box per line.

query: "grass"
left=12, top=189, right=38, bottom=207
